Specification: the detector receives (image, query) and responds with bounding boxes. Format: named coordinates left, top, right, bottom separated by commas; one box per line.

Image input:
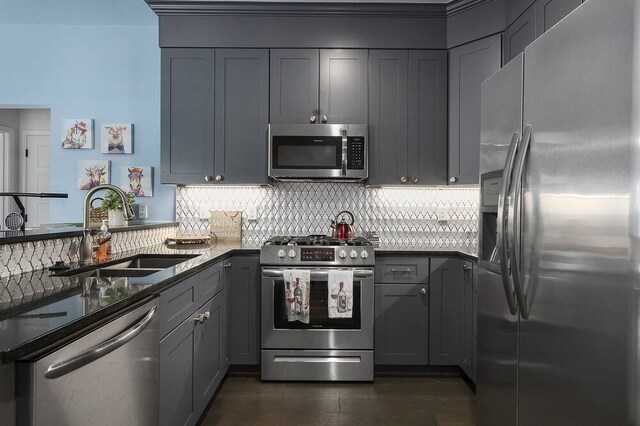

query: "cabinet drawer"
left=375, top=256, right=430, bottom=284
left=198, top=260, right=225, bottom=302
left=160, top=273, right=200, bottom=338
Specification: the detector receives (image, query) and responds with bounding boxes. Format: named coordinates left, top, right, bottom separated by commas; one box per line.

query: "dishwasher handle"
left=44, top=305, right=157, bottom=379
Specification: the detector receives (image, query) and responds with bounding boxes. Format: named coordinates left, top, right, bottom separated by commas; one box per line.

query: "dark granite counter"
left=0, top=221, right=178, bottom=244
left=0, top=243, right=474, bottom=363
left=0, top=242, right=259, bottom=363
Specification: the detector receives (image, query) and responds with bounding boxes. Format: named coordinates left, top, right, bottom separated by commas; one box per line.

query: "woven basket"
left=90, top=207, right=108, bottom=223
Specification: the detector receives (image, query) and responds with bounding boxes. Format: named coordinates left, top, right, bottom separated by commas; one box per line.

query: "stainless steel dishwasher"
left=15, top=298, right=159, bottom=426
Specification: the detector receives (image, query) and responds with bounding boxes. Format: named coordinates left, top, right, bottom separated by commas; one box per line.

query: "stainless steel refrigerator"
left=477, top=0, right=638, bottom=424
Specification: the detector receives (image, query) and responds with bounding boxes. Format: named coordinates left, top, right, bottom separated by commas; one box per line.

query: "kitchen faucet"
left=80, top=184, right=135, bottom=265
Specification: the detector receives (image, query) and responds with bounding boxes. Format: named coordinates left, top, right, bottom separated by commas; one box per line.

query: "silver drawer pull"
left=390, top=268, right=413, bottom=273
left=193, top=311, right=210, bottom=323
left=274, top=356, right=361, bottom=363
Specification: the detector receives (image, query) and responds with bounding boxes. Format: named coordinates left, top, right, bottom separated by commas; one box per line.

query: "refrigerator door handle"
left=497, top=132, right=521, bottom=315
left=508, top=125, right=532, bottom=319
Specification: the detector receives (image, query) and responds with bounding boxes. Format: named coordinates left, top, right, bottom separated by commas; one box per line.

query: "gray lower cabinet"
left=161, top=48, right=269, bottom=185
left=214, top=49, right=269, bottom=184
left=429, top=258, right=463, bottom=365
left=227, top=255, right=261, bottom=365
left=448, top=34, right=501, bottom=185
left=161, top=48, right=215, bottom=185
left=374, top=283, right=429, bottom=365
left=270, top=48, right=367, bottom=124
left=159, top=263, right=228, bottom=426
left=1, top=363, right=14, bottom=426
left=460, top=260, right=475, bottom=380
left=503, top=4, right=536, bottom=64
left=368, top=50, right=447, bottom=186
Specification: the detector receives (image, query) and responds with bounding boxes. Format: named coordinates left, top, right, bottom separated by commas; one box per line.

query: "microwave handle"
left=341, top=129, right=348, bottom=176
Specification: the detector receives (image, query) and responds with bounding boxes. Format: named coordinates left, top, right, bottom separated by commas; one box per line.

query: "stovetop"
left=264, top=235, right=373, bottom=247
left=261, top=235, right=375, bottom=266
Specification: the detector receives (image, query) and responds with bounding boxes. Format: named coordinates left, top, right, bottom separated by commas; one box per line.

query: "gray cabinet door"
left=228, top=255, right=261, bottom=365
left=160, top=315, right=197, bottom=426
left=460, top=261, right=474, bottom=380
left=161, top=48, right=214, bottom=185
left=408, top=50, right=448, bottom=185
left=270, top=49, right=319, bottom=124
left=194, top=289, right=227, bottom=417
left=320, top=49, right=368, bottom=124
left=375, top=283, right=429, bottom=365
left=368, top=50, right=408, bottom=186
left=429, top=258, right=463, bottom=365
left=448, top=35, right=501, bottom=185
left=504, top=4, right=536, bottom=65
left=535, top=0, right=582, bottom=36
left=214, top=49, right=269, bottom=184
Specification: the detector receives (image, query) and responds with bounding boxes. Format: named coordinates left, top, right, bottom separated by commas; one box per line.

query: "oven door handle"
left=262, top=269, right=373, bottom=279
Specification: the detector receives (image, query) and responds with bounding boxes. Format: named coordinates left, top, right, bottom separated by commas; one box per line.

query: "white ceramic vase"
left=108, top=210, right=127, bottom=227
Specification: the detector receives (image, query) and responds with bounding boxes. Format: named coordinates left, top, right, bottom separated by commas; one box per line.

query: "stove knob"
left=288, top=249, right=296, bottom=258
left=350, top=250, right=358, bottom=259
left=360, top=250, right=369, bottom=259
left=338, top=250, right=347, bottom=259
left=277, top=249, right=286, bottom=258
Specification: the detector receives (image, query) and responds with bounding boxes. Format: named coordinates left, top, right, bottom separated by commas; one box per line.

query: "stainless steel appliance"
left=261, top=235, right=374, bottom=381
left=268, top=124, right=368, bottom=181
left=477, top=0, right=638, bottom=424
left=16, top=298, right=159, bottom=426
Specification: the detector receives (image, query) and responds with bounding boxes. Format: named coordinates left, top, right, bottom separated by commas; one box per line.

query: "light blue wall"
left=0, top=0, right=175, bottom=223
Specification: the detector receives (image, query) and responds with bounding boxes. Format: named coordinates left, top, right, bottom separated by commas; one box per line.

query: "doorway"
left=0, top=108, right=51, bottom=229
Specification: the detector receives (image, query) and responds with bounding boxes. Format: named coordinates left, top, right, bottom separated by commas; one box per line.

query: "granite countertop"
left=0, top=243, right=475, bottom=363
left=0, top=221, right=179, bottom=244
left=0, top=242, right=258, bottom=363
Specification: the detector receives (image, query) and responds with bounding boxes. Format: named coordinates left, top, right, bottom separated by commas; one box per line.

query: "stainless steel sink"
left=53, top=254, right=199, bottom=278
left=109, top=255, right=198, bottom=269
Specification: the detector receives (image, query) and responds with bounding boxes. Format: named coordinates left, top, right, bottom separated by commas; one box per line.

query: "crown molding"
left=446, top=0, right=493, bottom=16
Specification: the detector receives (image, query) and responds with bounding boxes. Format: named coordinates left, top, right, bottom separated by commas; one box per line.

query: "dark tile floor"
left=201, top=376, right=476, bottom=425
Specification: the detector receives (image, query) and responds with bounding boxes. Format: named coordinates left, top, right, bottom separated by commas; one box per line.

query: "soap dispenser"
left=93, top=220, right=112, bottom=262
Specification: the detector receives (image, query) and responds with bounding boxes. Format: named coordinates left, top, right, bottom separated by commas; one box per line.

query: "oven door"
left=261, top=267, right=374, bottom=350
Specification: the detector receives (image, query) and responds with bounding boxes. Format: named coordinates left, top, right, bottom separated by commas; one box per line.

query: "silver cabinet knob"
left=449, top=176, right=457, bottom=183
left=321, top=115, right=328, bottom=123
left=463, top=264, right=472, bottom=271
left=204, top=175, right=214, bottom=182
left=400, top=176, right=408, bottom=183
left=193, top=311, right=210, bottom=323
left=420, top=288, right=427, bottom=296
left=224, top=262, right=232, bottom=268
left=215, top=175, right=223, bottom=182
left=310, top=115, right=317, bottom=123
left=412, top=177, right=419, bottom=184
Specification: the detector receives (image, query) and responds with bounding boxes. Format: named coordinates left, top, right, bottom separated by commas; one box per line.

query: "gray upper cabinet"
left=161, top=49, right=215, bottom=185
left=227, top=255, right=261, bottom=365
left=448, top=34, right=501, bottom=185
left=503, top=4, right=536, bottom=65
left=408, top=50, right=447, bottom=185
left=375, top=283, right=429, bottom=365
left=319, top=49, right=368, bottom=124
left=270, top=48, right=367, bottom=124
left=429, top=257, right=463, bottom=365
left=368, top=50, right=408, bottom=186
left=270, top=49, right=319, bottom=124
left=369, top=50, right=447, bottom=186
left=535, top=0, right=582, bottom=36
left=214, top=49, right=269, bottom=184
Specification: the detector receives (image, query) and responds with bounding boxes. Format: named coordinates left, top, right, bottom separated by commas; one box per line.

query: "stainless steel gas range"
left=260, top=235, right=374, bottom=381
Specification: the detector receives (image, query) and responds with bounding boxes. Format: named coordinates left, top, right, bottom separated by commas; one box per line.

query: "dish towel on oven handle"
left=328, top=270, right=354, bottom=319
left=282, top=269, right=311, bottom=324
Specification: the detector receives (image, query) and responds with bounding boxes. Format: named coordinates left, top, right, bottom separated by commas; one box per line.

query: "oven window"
left=272, top=136, right=342, bottom=169
left=273, top=279, right=361, bottom=330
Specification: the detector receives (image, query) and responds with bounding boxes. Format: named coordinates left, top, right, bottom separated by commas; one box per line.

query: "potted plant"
left=101, top=190, right=135, bottom=227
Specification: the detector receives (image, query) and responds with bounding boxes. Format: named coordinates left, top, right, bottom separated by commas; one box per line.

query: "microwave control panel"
left=347, top=137, right=365, bottom=170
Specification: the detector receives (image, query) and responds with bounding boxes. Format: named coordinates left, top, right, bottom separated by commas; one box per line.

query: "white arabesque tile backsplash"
left=176, top=182, right=479, bottom=254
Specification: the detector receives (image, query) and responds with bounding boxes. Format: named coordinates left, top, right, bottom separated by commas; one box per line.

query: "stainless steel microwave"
left=268, top=124, right=368, bottom=181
